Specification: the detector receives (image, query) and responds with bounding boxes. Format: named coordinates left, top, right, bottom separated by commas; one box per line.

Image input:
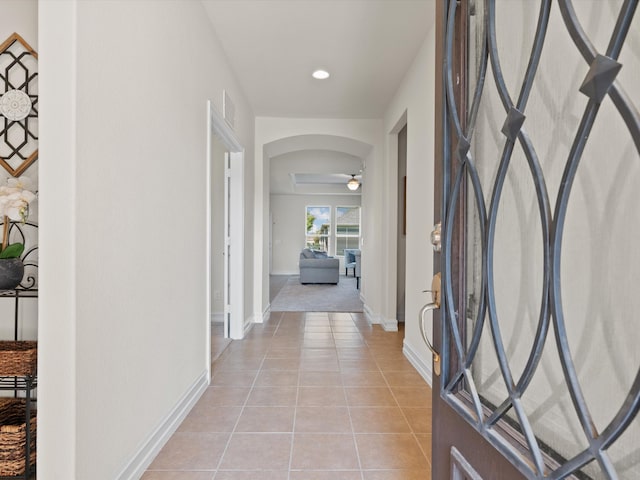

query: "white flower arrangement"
left=0, top=176, right=36, bottom=259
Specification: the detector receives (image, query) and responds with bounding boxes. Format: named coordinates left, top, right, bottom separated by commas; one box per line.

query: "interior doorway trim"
left=381, top=111, right=408, bottom=332
left=206, top=100, right=245, bottom=380
left=210, top=101, right=243, bottom=152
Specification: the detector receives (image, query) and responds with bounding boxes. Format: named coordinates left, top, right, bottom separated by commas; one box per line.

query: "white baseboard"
left=382, top=317, right=398, bottom=332
left=243, top=316, right=255, bottom=337
left=253, top=304, right=271, bottom=324
left=249, top=308, right=269, bottom=325
left=248, top=306, right=270, bottom=336
left=362, top=304, right=397, bottom=331
left=403, top=339, right=432, bottom=387
left=115, top=371, right=209, bottom=480
left=363, top=303, right=381, bottom=325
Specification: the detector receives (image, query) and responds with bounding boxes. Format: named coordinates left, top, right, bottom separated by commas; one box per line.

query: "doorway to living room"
left=266, top=134, right=369, bottom=314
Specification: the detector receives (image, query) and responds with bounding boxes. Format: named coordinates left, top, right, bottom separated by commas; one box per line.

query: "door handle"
left=420, top=273, right=441, bottom=376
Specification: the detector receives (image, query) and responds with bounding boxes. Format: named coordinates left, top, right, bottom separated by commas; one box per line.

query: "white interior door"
left=224, top=151, right=244, bottom=339
left=223, top=152, right=231, bottom=338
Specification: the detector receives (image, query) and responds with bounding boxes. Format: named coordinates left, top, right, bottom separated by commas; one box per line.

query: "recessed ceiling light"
left=312, top=69, right=330, bottom=80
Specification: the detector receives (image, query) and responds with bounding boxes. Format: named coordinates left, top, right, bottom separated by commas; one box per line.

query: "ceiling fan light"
left=347, top=175, right=360, bottom=191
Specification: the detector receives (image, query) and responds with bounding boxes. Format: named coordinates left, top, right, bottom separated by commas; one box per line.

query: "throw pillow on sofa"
left=302, top=248, right=316, bottom=259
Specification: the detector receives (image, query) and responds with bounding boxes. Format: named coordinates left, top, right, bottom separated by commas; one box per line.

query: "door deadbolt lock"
left=431, top=223, right=442, bottom=252
left=420, top=273, right=442, bottom=376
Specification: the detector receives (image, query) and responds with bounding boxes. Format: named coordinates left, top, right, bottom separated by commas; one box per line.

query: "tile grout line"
left=356, top=313, right=431, bottom=473
left=377, top=344, right=432, bottom=469
left=339, top=314, right=367, bottom=480
left=212, top=314, right=276, bottom=474
left=286, top=311, right=304, bottom=480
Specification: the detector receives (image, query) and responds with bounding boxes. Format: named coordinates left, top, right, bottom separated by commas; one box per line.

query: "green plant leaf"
left=0, top=243, right=24, bottom=259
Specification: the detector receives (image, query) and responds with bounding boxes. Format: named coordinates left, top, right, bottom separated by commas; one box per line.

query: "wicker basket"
left=0, top=399, right=36, bottom=476
left=0, top=342, right=37, bottom=377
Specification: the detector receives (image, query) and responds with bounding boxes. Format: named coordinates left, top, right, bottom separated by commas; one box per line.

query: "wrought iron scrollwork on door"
left=441, top=1, right=639, bottom=478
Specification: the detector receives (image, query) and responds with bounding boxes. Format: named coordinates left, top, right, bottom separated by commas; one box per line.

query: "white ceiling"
left=202, top=0, right=433, bottom=193
left=202, top=0, right=433, bottom=118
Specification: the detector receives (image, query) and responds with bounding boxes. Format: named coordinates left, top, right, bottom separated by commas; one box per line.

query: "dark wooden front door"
left=431, top=1, right=640, bottom=479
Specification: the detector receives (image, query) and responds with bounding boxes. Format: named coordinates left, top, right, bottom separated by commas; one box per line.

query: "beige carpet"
left=270, top=274, right=363, bottom=312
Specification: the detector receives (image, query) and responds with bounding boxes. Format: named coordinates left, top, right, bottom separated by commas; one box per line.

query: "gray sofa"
left=299, top=248, right=339, bottom=284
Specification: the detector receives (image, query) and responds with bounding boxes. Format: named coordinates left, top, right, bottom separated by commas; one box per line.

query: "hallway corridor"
left=143, top=311, right=432, bottom=479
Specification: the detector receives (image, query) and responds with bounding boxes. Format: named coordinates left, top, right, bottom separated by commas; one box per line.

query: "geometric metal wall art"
left=0, top=33, right=38, bottom=177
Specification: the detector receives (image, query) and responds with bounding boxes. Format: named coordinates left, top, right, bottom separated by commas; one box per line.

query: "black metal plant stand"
left=0, top=375, right=36, bottom=480
left=0, top=222, right=37, bottom=479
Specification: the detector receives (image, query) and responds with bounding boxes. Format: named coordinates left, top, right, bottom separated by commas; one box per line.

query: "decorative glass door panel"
left=438, top=1, right=640, bottom=478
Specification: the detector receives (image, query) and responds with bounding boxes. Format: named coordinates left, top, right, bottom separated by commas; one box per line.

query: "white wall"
left=38, top=1, right=254, bottom=478
left=0, top=1, right=38, bottom=341
left=0, top=0, right=36, bottom=40
left=382, top=14, right=436, bottom=380
left=271, top=194, right=361, bottom=275
left=255, top=119, right=384, bottom=324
